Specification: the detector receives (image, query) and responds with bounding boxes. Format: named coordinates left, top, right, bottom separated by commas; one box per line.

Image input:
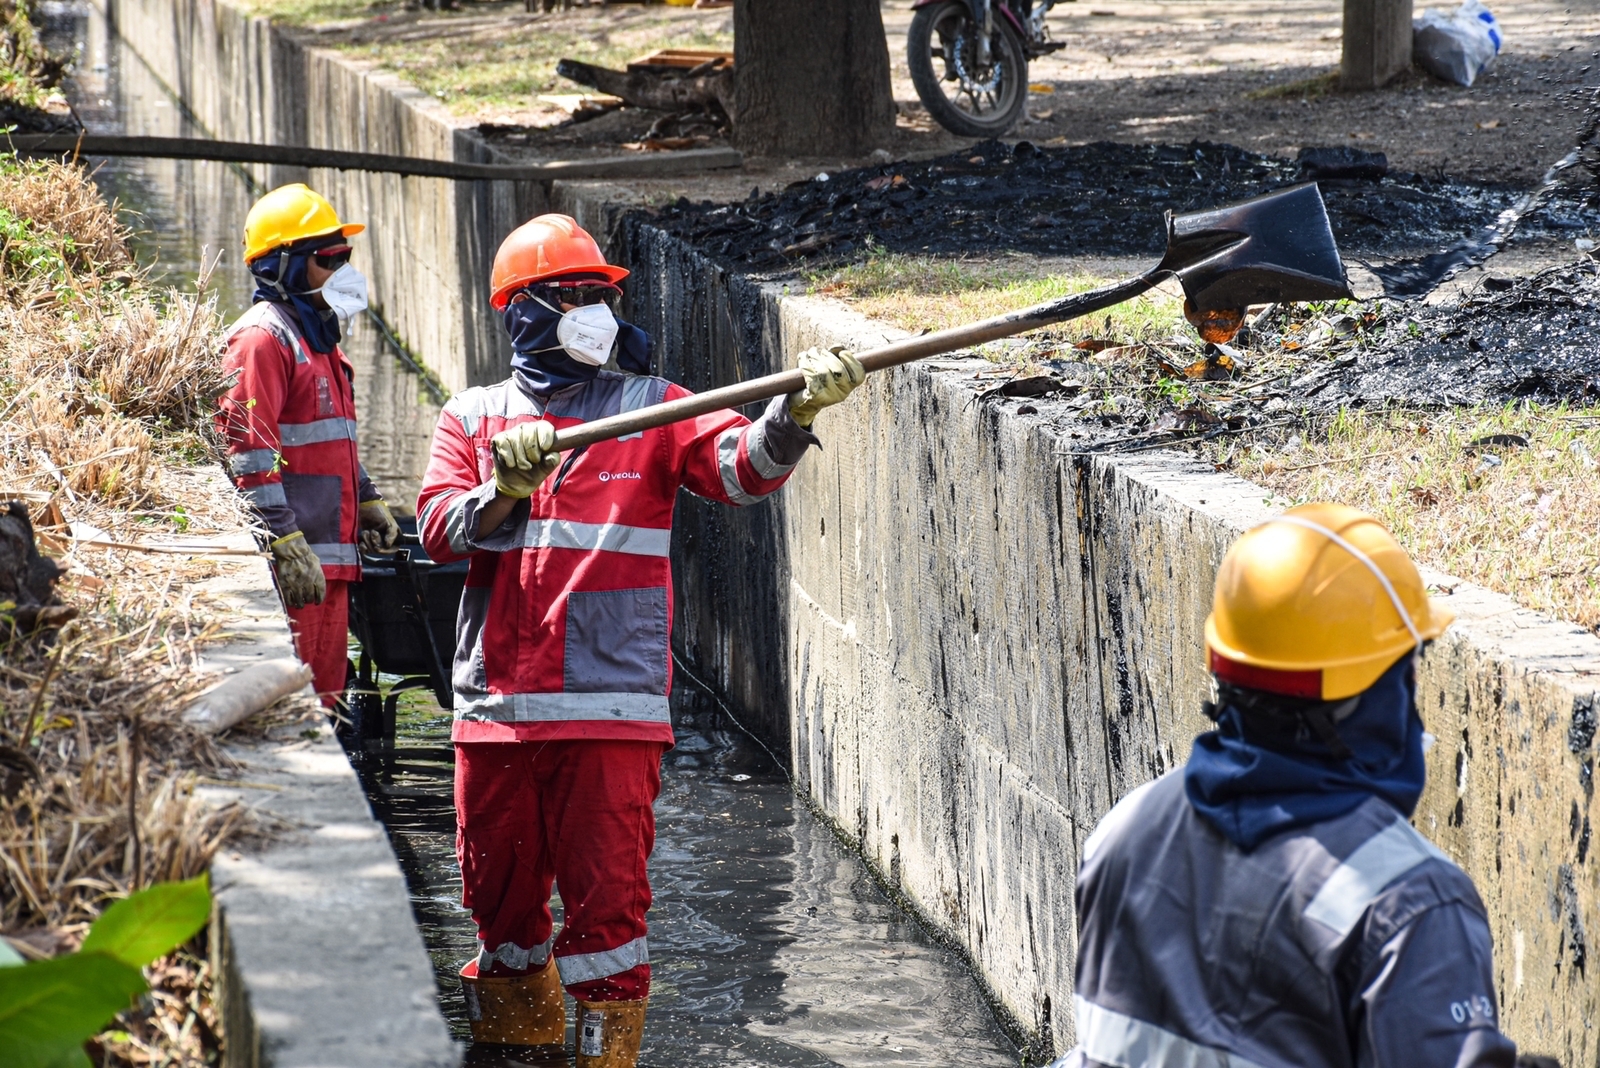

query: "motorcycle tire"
left=908, top=1, right=1030, bottom=139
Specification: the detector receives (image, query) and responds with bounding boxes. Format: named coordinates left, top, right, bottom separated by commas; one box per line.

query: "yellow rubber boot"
left=459, top=959, right=565, bottom=1046
left=575, top=998, right=647, bottom=1067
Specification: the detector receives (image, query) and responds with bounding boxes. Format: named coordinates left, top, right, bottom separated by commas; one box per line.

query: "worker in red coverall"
left=217, top=184, right=399, bottom=705
left=416, top=214, right=863, bottom=1066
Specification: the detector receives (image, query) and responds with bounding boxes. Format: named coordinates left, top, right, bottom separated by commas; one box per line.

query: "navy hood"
left=502, top=298, right=655, bottom=397
left=1184, top=654, right=1426, bottom=851
left=249, top=244, right=342, bottom=354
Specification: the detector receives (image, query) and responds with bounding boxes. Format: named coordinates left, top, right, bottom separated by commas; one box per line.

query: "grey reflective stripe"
left=477, top=937, right=552, bottom=974
left=307, top=542, right=360, bottom=567
left=447, top=381, right=543, bottom=437
left=1074, top=997, right=1270, bottom=1068
left=226, top=301, right=306, bottom=362
left=716, top=427, right=762, bottom=506
left=556, top=936, right=648, bottom=985
left=241, top=482, right=287, bottom=509
left=744, top=420, right=796, bottom=482
left=1304, top=818, right=1448, bottom=938
left=455, top=691, right=671, bottom=723
left=618, top=375, right=665, bottom=441
left=620, top=375, right=659, bottom=412
left=228, top=448, right=279, bottom=476
left=441, top=493, right=473, bottom=555
left=278, top=417, right=358, bottom=447
left=524, top=519, right=670, bottom=557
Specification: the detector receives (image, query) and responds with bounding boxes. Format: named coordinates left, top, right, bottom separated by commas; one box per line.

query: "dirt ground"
left=273, top=0, right=1600, bottom=185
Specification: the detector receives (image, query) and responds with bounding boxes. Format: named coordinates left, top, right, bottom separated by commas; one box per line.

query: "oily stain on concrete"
left=354, top=689, right=1022, bottom=1067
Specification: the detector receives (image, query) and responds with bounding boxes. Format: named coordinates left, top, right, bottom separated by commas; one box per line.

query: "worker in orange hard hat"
left=1056, top=503, right=1524, bottom=1068
left=416, top=214, right=863, bottom=1065
left=216, top=184, right=399, bottom=707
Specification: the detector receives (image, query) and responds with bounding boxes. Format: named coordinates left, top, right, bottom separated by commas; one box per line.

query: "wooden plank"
left=625, top=48, right=733, bottom=72
left=6, top=134, right=741, bottom=181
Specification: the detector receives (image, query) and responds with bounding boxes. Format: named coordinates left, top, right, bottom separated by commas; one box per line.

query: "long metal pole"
left=551, top=270, right=1164, bottom=452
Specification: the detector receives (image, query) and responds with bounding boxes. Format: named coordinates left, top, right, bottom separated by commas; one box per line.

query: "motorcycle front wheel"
left=908, top=1, right=1030, bottom=138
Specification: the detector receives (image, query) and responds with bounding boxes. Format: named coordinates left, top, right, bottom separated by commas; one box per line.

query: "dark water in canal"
left=44, top=5, right=1023, bottom=1062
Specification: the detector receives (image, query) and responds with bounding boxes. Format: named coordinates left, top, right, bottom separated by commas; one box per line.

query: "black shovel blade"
left=1158, top=183, right=1353, bottom=312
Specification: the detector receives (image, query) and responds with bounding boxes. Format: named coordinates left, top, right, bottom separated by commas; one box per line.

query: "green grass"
left=807, top=251, right=1185, bottom=346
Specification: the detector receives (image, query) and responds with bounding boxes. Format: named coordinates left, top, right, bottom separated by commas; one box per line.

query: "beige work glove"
left=491, top=420, right=560, bottom=499
left=358, top=498, right=400, bottom=553
left=787, top=346, right=866, bottom=428
left=271, top=531, right=326, bottom=609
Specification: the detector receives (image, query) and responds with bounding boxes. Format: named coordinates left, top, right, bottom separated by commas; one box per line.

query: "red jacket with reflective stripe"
left=216, top=301, right=379, bottom=581
left=416, top=371, right=815, bottom=745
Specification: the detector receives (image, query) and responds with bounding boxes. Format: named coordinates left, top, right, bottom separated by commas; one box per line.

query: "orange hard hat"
left=489, top=214, right=628, bottom=310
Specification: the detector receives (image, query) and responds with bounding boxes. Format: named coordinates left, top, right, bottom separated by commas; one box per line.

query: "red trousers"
left=286, top=579, right=349, bottom=707
left=455, top=739, right=665, bottom=1002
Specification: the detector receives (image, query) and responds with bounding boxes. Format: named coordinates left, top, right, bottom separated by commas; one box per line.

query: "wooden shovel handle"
left=550, top=270, right=1164, bottom=452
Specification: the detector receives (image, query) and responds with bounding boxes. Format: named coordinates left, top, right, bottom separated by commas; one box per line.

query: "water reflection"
left=360, top=691, right=1020, bottom=1068
left=47, top=5, right=1022, bottom=1062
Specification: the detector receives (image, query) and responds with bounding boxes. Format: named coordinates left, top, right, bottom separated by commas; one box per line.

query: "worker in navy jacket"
left=1061, top=503, right=1520, bottom=1068
left=417, top=214, right=863, bottom=1065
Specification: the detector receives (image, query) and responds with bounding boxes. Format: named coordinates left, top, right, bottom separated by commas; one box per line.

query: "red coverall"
left=217, top=301, right=382, bottom=702
left=417, top=369, right=815, bottom=1001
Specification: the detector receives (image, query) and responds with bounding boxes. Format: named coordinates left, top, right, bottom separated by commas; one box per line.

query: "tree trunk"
left=1340, top=0, right=1414, bottom=89
left=732, top=0, right=896, bottom=158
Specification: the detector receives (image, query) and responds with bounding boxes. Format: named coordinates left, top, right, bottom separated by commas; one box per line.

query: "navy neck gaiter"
left=1184, top=655, right=1427, bottom=851
left=502, top=299, right=656, bottom=394
left=250, top=246, right=341, bottom=354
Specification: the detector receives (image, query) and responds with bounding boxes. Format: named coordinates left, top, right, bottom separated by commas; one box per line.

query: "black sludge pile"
left=648, top=139, right=1577, bottom=271
left=1328, top=261, right=1600, bottom=407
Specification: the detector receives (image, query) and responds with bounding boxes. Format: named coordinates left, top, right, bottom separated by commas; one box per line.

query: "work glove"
left=271, top=531, right=326, bottom=609
left=358, top=498, right=400, bottom=553
left=787, top=346, right=866, bottom=428
left=491, top=420, right=561, bottom=499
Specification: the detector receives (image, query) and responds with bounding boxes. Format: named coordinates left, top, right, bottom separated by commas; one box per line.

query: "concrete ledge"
left=189, top=475, right=457, bottom=1068
left=613, top=218, right=1600, bottom=1061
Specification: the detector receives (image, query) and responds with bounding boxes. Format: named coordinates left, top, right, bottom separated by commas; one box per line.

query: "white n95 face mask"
left=319, top=264, right=369, bottom=330
left=555, top=302, right=620, bottom=366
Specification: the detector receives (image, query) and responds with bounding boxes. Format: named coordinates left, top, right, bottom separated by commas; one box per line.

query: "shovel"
left=549, top=183, right=1352, bottom=453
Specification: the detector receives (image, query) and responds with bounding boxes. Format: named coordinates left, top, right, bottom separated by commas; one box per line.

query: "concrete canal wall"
left=102, top=0, right=1600, bottom=1059
left=185, top=486, right=457, bottom=1068
left=617, top=221, right=1600, bottom=1061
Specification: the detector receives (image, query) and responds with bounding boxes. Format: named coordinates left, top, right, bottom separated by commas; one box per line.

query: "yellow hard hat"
left=242, top=183, right=364, bottom=263
left=1205, top=503, right=1454, bottom=701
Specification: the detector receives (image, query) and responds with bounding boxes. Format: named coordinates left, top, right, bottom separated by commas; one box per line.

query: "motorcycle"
left=907, top=0, right=1064, bottom=138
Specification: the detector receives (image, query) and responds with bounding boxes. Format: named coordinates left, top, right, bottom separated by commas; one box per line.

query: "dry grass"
left=307, top=0, right=731, bottom=122
left=806, top=252, right=1185, bottom=343
left=0, top=152, right=260, bottom=1066
left=1213, top=405, right=1600, bottom=634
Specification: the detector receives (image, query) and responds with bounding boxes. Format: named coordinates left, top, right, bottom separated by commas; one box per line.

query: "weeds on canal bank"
left=0, top=151, right=259, bottom=1066
left=0, top=0, right=71, bottom=130
left=1212, top=403, right=1600, bottom=635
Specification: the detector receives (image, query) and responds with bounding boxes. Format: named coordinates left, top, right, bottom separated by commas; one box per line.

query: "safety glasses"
left=312, top=247, right=353, bottom=270
left=511, top=281, right=621, bottom=310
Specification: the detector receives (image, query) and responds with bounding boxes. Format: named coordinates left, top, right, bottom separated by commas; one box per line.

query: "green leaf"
left=0, top=952, right=146, bottom=1068
left=80, top=875, right=211, bottom=968
left=43, top=1048, right=93, bottom=1068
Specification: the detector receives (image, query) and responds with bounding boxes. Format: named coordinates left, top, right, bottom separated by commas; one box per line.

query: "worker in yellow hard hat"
left=1057, top=503, right=1524, bottom=1068
left=215, top=183, right=399, bottom=707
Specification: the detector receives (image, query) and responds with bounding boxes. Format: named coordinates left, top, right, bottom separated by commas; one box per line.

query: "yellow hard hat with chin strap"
left=243, top=183, right=364, bottom=263
left=1205, top=502, right=1454, bottom=701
